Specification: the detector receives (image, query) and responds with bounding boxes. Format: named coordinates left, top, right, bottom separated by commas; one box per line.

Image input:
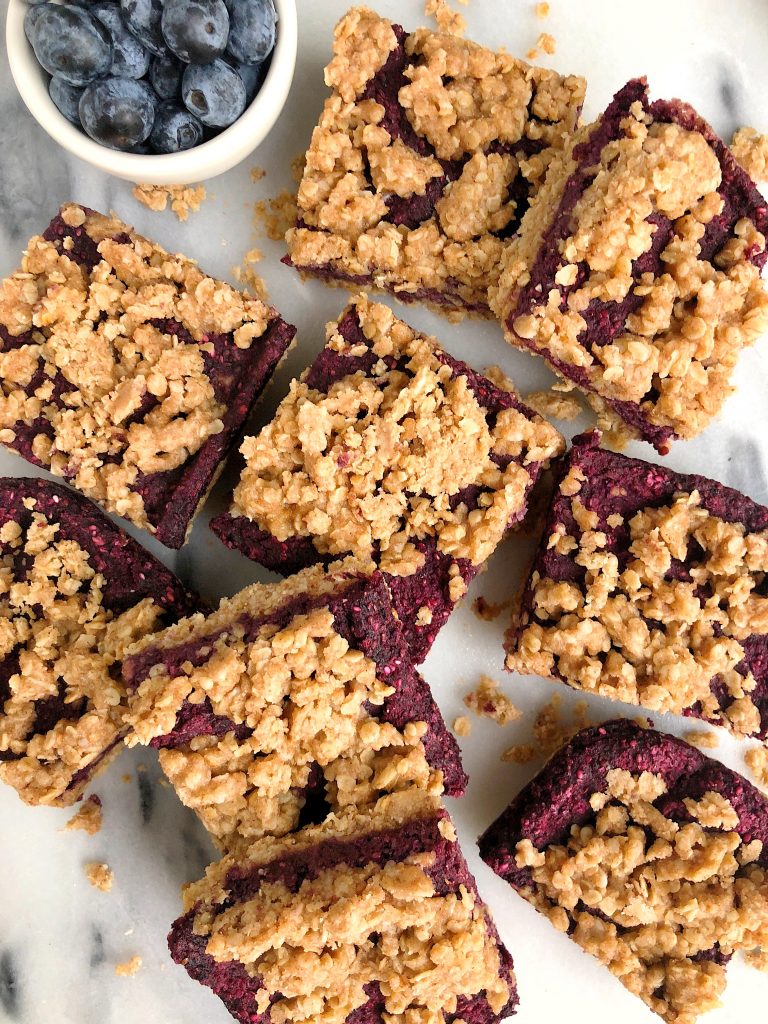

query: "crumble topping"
left=424, top=0, right=466, bottom=36
left=228, top=296, right=562, bottom=575
left=464, top=675, right=521, bottom=726
left=509, top=486, right=768, bottom=738
left=684, top=730, right=719, bottom=750
left=85, top=861, right=114, bottom=892
left=453, top=715, right=471, bottom=737
left=746, top=747, right=768, bottom=792
left=253, top=190, right=300, bottom=243
left=288, top=8, right=585, bottom=315
left=514, top=770, right=768, bottom=1024
left=0, top=508, right=163, bottom=806
left=63, top=794, right=103, bottom=834
left=496, top=102, right=768, bottom=442
left=192, top=852, right=509, bottom=1024
left=0, top=203, right=274, bottom=534
left=125, top=604, right=441, bottom=847
left=232, top=248, right=268, bottom=302
left=132, top=183, right=206, bottom=222
left=115, top=955, right=142, bottom=977
left=731, top=127, right=768, bottom=182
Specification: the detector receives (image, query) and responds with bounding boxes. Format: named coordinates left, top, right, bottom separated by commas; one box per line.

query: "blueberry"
left=149, top=53, right=183, bottom=99
left=30, top=4, right=113, bottom=86
left=23, top=2, right=53, bottom=44
left=120, top=0, right=165, bottom=57
left=149, top=101, right=203, bottom=152
left=227, top=58, right=264, bottom=104
left=49, top=76, right=84, bottom=124
left=226, top=0, right=275, bottom=66
left=161, top=0, right=229, bottom=65
left=92, top=2, right=150, bottom=78
left=79, top=76, right=156, bottom=149
left=182, top=58, right=246, bottom=128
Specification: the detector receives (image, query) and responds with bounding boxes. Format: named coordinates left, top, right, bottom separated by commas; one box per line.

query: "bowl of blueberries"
left=6, top=0, right=297, bottom=182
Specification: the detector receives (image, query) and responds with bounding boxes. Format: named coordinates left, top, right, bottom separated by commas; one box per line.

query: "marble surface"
left=1, top=1, right=768, bottom=1022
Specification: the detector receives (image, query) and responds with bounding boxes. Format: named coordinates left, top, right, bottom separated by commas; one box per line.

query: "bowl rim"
left=5, top=0, right=298, bottom=184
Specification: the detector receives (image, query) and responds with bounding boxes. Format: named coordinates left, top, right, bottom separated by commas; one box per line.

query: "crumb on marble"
left=63, top=795, right=102, bottom=835
left=232, top=247, right=268, bottom=301
left=535, top=2, right=550, bottom=16
left=453, top=715, right=471, bottom=737
left=524, top=389, right=582, bottom=421
left=291, top=153, right=306, bottom=184
left=472, top=595, right=512, bottom=621
left=122, top=773, right=133, bottom=784
left=250, top=166, right=266, bottom=183
left=85, top=862, right=114, bottom=892
left=745, top=747, right=768, bottom=791
left=537, top=31, right=556, bottom=54
left=685, top=730, right=720, bottom=750
left=425, top=0, right=466, bottom=35
left=253, top=190, right=299, bottom=242
left=115, top=955, right=142, bottom=977
left=500, top=743, right=536, bottom=764
left=746, top=950, right=768, bottom=972
left=731, top=126, right=768, bottom=181
left=132, top=183, right=206, bottom=222
left=464, top=675, right=522, bottom=726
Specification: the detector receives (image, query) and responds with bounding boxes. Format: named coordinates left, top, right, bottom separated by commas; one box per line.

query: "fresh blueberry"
left=226, top=0, right=275, bottom=66
left=161, top=0, right=229, bottom=65
left=182, top=58, right=246, bottom=127
left=79, top=76, right=156, bottom=149
left=23, top=2, right=53, bottom=44
left=30, top=4, right=113, bottom=86
left=120, top=0, right=165, bottom=56
left=149, top=53, right=183, bottom=99
left=92, top=2, right=150, bottom=78
left=49, top=76, right=84, bottom=124
left=227, top=58, right=264, bottom=103
left=148, top=101, right=203, bottom=152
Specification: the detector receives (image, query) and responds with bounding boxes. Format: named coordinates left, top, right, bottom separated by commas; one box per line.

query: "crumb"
left=533, top=693, right=563, bottom=752
left=232, top=247, right=268, bottom=301
left=115, top=956, right=142, bottom=977
left=523, top=389, right=582, bottom=421
left=464, top=675, right=522, bottom=726
left=132, top=183, right=206, bottom=222
left=63, top=795, right=102, bottom=835
left=122, top=773, right=132, bottom=784
left=501, top=744, right=536, bottom=764
left=425, top=0, right=466, bottom=34
left=137, top=763, right=147, bottom=773
left=685, top=730, right=720, bottom=750
left=290, top=153, right=306, bottom=184
left=250, top=166, right=266, bottom=183
left=472, top=596, right=511, bottom=621
left=253, top=190, right=299, bottom=242
left=537, top=31, right=556, bottom=54
left=731, top=126, right=768, bottom=181
left=746, top=950, right=768, bottom=972
left=453, top=715, right=471, bottom=737
left=745, top=747, right=768, bottom=790
left=535, top=2, right=550, bottom=15
left=526, top=47, right=539, bottom=60
left=85, top=862, right=114, bottom=892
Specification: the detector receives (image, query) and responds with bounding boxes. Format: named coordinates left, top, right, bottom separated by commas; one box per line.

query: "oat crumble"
left=523, top=388, right=582, bottom=421
left=115, top=955, right=142, bottom=977
left=287, top=7, right=585, bottom=318
left=253, top=190, right=299, bottom=242
left=464, top=675, right=522, bottom=726
left=500, top=743, right=536, bottom=764
left=453, top=715, right=471, bottom=737
left=731, top=126, right=768, bottom=182
left=63, top=794, right=103, bottom=834
left=132, top=183, right=207, bottom=222
left=746, top=747, right=768, bottom=791
left=85, top=861, right=113, bottom=892
left=425, top=0, right=466, bottom=36
left=684, top=730, right=720, bottom=750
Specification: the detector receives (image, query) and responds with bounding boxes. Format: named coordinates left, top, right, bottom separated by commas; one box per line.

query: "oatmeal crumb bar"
left=0, top=203, right=296, bottom=547
left=506, top=431, right=768, bottom=741
left=122, top=560, right=466, bottom=850
left=170, top=791, right=518, bottom=1024
left=479, top=719, right=768, bottom=1024
left=492, top=78, right=768, bottom=451
left=211, top=294, right=563, bottom=663
left=285, top=7, right=585, bottom=318
left=0, top=477, right=197, bottom=807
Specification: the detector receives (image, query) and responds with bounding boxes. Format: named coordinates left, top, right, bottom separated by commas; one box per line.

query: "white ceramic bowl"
left=5, top=0, right=297, bottom=184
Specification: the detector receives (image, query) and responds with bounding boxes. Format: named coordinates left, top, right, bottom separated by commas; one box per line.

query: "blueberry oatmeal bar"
left=122, top=560, right=466, bottom=850
left=492, top=79, right=768, bottom=451
left=0, top=477, right=197, bottom=807
left=285, top=7, right=585, bottom=318
left=479, top=719, right=768, bottom=1024
left=506, top=431, right=768, bottom=740
left=0, top=203, right=296, bottom=548
left=169, top=791, right=518, bottom=1024
left=210, top=295, right=564, bottom=663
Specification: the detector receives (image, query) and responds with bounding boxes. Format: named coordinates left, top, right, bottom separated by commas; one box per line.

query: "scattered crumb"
left=533, top=693, right=564, bottom=752
left=745, top=747, right=768, bottom=790
left=85, top=862, right=114, bottom=892
left=158, top=777, right=171, bottom=788
left=527, top=47, right=539, bottom=60
left=501, top=744, right=536, bottom=764
left=731, top=126, right=768, bottom=181
left=253, top=190, right=298, bottom=242
left=137, top=763, right=147, bottom=773
left=132, top=183, right=206, bottom=222
left=453, top=715, right=471, bottom=737
left=290, top=153, right=306, bottom=184
left=684, top=730, right=720, bottom=750
left=425, top=0, right=466, bottom=35
left=472, top=595, right=511, bottom=622
left=537, top=31, right=556, bottom=54
left=250, top=166, right=266, bottom=183
left=115, top=956, right=142, bottom=977
left=232, top=247, right=268, bottom=301
left=122, top=773, right=133, bottom=784
left=464, top=675, right=522, bottom=726
left=746, top=950, right=768, bottom=972
left=524, top=389, right=582, bottom=422
left=63, top=795, right=102, bottom=836
left=535, top=2, right=550, bottom=16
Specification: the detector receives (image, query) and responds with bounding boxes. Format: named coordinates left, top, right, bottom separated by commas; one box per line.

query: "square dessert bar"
left=493, top=78, right=768, bottom=451
left=285, top=7, right=585, bottom=318
left=0, top=477, right=198, bottom=807
left=170, top=792, right=518, bottom=1024
left=506, top=431, right=768, bottom=740
left=122, top=560, right=466, bottom=850
left=210, top=294, right=564, bottom=664
left=479, top=719, right=768, bottom=1024
left=0, top=203, right=296, bottom=548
